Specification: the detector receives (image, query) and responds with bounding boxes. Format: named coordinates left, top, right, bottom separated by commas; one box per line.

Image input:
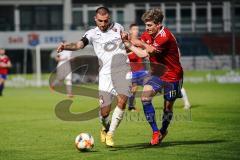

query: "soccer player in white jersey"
left=57, top=7, right=131, bottom=147
left=51, top=49, right=73, bottom=98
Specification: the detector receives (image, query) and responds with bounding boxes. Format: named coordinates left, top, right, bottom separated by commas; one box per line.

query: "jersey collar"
left=97, top=22, right=115, bottom=33
left=154, top=26, right=164, bottom=39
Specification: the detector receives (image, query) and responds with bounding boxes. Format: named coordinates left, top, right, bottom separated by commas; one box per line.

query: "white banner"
left=0, top=31, right=85, bottom=49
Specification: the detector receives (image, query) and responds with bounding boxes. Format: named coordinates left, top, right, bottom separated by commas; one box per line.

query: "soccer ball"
left=75, top=133, right=94, bottom=151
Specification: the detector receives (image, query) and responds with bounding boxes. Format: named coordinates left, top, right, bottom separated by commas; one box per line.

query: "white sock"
left=108, top=106, right=125, bottom=135
left=181, top=88, right=190, bottom=107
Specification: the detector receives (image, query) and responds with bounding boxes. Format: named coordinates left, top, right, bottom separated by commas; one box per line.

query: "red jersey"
left=128, top=52, right=145, bottom=72
left=0, top=55, right=10, bottom=74
left=141, top=27, right=183, bottom=82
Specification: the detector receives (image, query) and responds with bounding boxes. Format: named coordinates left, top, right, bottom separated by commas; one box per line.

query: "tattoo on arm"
left=65, top=43, right=78, bottom=50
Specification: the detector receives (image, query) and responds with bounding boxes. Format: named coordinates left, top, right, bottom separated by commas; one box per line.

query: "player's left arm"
left=121, top=31, right=149, bottom=57
left=123, top=40, right=149, bottom=58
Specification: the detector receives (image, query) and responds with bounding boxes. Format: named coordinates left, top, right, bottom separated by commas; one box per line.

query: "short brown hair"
left=141, top=8, right=164, bottom=24
left=96, top=6, right=110, bottom=15
left=129, top=23, right=138, bottom=29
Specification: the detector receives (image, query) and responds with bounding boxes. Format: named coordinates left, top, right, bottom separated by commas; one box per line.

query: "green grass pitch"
left=0, top=81, right=240, bottom=160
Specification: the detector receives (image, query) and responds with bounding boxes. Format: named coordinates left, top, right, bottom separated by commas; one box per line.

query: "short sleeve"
left=115, top=23, right=125, bottom=32
left=82, top=29, right=94, bottom=45
left=119, top=24, right=125, bottom=32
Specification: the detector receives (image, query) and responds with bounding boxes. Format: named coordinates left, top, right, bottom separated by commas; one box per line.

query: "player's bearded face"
left=95, top=14, right=110, bottom=32
left=145, top=21, right=160, bottom=36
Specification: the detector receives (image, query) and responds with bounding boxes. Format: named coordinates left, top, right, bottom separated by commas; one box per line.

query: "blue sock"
left=142, top=100, right=159, bottom=132
left=128, top=95, right=135, bottom=108
left=160, top=110, right=173, bottom=134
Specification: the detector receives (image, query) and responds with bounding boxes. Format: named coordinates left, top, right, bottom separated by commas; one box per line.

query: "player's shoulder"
left=141, top=31, right=150, bottom=37
left=114, top=22, right=123, bottom=28
left=113, top=22, right=124, bottom=31
left=141, top=31, right=152, bottom=41
left=161, top=26, right=173, bottom=37
left=153, top=26, right=170, bottom=41
left=84, top=27, right=99, bottom=37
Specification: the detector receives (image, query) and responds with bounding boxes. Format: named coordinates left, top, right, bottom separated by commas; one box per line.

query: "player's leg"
left=106, top=69, right=131, bottom=146
left=100, top=105, right=111, bottom=130
left=51, top=64, right=69, bottom=92
left=181, top=87, right=191, bottom=109
left=0, top=79, right=4, bottom=96
left=99, top=91, right=113, bottom=143
left=0, top=75, right=6, bottom=96
left=99, top=106, right=111, bottom=143
left=106, top=94, right=128, bottom=147
left=65, top=73, right=73, bottom=98
left=159, top=80, right=183, bottom=143
left=128, top=82, right=137, bottom=111
left=108, top=94, right=127, bottom=134
left=98, top=73, right=114, bottom=144
left=141, top=84, right=160, bottom=145
left=158, top=100, right=174, bottom=142
left=50, top=69, right=63, bottom=91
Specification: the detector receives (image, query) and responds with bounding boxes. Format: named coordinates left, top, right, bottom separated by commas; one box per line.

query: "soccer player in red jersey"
left=127, top=23, right=149, bottom=111
left=0, top=48, right=12, bottom=96
left=122, top=8, right=183, bottom=145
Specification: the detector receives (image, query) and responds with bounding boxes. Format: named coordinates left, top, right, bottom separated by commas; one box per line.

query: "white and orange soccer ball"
left=75, top=133, right=94, bottom=151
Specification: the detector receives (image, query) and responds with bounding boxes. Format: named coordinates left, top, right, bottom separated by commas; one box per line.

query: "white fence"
left=181, top=55, right=240, bottom=70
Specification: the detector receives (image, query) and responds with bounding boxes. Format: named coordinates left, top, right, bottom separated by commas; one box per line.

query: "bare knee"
left=117, top=95, right=128, bottom=109
left=100, top=106, right=111, bottom=117
left=164, top=100, right=175, bottom=112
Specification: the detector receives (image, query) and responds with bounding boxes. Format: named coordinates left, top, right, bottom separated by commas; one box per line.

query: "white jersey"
left=57, top=50, right=72, bottom=67
left=83, top=22, right=130, bottom=75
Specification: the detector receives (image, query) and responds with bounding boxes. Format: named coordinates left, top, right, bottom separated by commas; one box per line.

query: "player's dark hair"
left=96, top=6, right=110, bottom=15
left=141, top=8, right=164, bottom=24
left=129, top=23, right=138, bottom=29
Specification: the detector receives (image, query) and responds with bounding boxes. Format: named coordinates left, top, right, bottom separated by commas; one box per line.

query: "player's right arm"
left=57, top=30, right=92, bottom=53
left=57, top=41, right=85, bottom=53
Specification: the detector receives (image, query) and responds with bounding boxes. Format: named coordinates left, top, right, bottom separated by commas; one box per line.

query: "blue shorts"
left=0, top=74, right=7, bottom=80
left=132, top=70, right=149, bottom=86
left=145, top=76, right=183, bottom=101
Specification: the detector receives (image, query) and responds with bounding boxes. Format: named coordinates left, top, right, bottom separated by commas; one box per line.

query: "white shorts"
left=98, top=72, right=132, bottom=107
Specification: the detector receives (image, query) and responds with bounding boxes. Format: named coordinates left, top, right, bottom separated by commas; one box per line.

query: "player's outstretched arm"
left=57, top=41, right=85, bottom=53
left=123, top=40, right=148, bottom=58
